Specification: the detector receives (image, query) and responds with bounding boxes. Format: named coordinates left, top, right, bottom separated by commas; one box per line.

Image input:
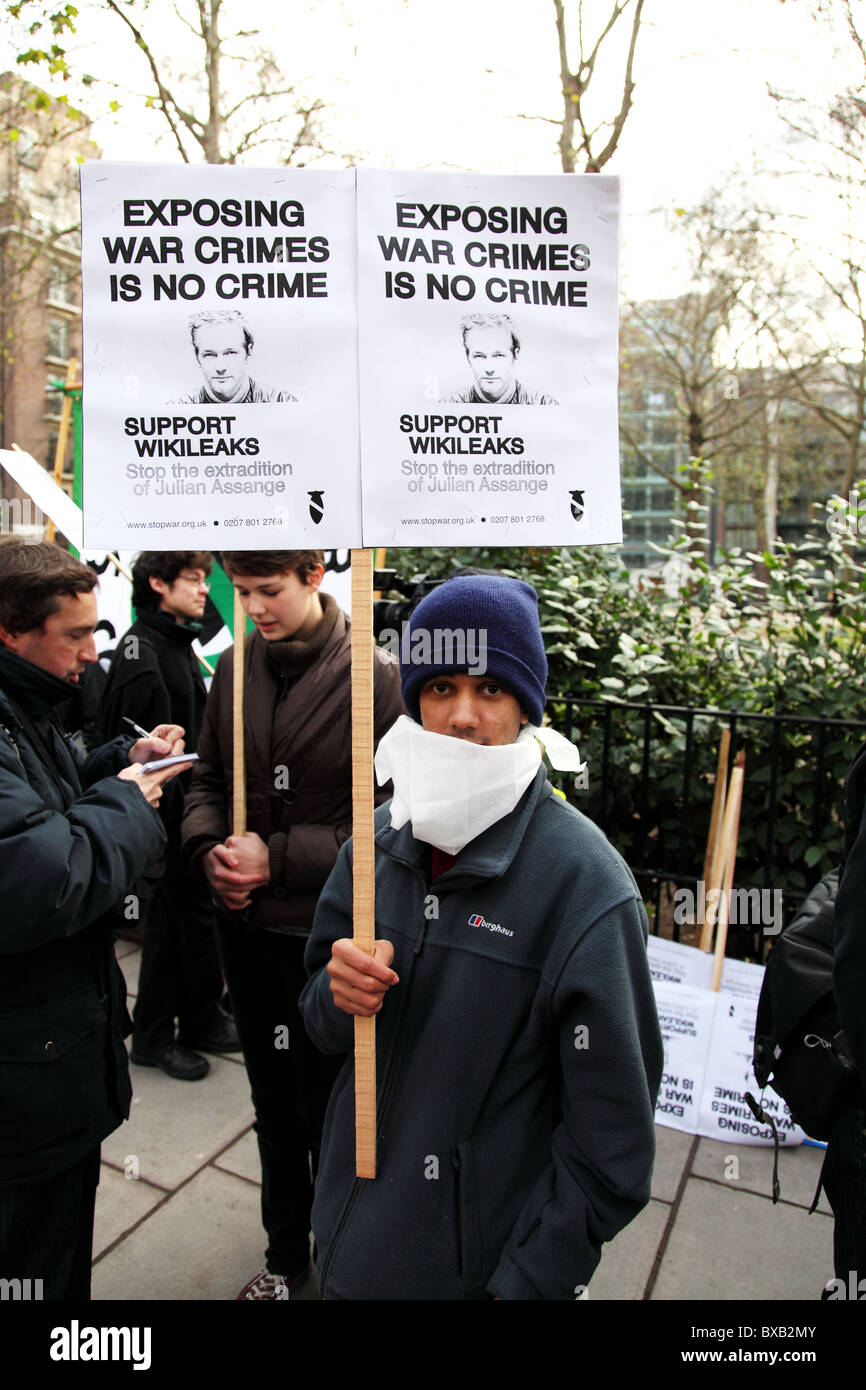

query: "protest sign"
left=698, top=980, right=802, bottom=1148
left=653, top=981, right=716, bottom=1136
left=648, top=937, right=804, bottom=1145
left=647, top=933, right=713, bottom=991
left=80, top=163, right=360, bottom=550
left=356, top=169, right=621, bottom=547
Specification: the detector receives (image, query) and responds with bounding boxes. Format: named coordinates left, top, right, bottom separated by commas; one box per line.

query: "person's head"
left=221, top=551, right=325, bottom=642
left=132, top=551, right=212, bottom=623
left=188, top=310, right=254, bottom=402
left=0, top=538, right=99, bottom=684
left=400, top=575, right=547, bottom=746
left=460, top=312, right=521, bottom=404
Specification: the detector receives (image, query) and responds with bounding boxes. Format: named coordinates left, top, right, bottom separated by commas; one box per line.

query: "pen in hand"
left=123, top=716, right=152, bottom=741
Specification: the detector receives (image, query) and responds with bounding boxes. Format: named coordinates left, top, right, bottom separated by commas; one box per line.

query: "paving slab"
left=692, top=1136, right=831, bottom=1215
left=102, top=1054, right=254, bottom=1189
left=92, top=1167, right=265, bottom=1301
left=651, top=1125, right=695, bottom=1203
left=213, top=1127, right=261, bottom=1185
left=93, top=1164, right=167, bottom=1258
left=589, top=1198, right=671, bottom=1301
left=651, top=1178, right=834, bottom=1301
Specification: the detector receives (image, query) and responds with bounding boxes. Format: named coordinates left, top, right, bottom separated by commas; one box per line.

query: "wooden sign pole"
left=44, top=357, right=79, bottom=544
left=710, top=751, right=746, bottom=990
left=351, top=548, right=377, bottom=1179
left=232, top=587, right=247, bottom=837
left=699, top=730, right=730, bottom=952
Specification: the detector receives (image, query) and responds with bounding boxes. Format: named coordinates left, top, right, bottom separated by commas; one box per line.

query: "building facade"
left=0, top=75, right=97, bottom=523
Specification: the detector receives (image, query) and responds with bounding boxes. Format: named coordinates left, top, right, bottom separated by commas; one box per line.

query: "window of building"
left=48, top=268, right=72, bottom=305
left=47, top=318, right=69, bottom=361
left=649, top=419, right=678, bottom=446
left=624, top=486, right=648, bottom=512
left=653, top=485, right=676, bottom=511
left=45, top=377, right=65, bottom=417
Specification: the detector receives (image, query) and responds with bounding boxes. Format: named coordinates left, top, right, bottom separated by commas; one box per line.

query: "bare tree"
left=551, top=0, right=647, bottom=172
left=9, top=0, right=328, bottom=165
left=619, top=197, right=799, bottom=550
left=764, top=0, right=866, bottom=495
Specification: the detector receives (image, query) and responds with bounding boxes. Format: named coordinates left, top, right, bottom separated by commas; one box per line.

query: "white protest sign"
left=0, top=449, right=133, bottom=650
left=647, top=933, right=713, bottom=990
left=0, top=448, right=82, bottom=548
left=80, top=163, right=360, bottom=550
left=649, top=937, right=804, bottom=1145
left=653, top=982, right=717, bottom=1135
left=698, top=962, right=804, bottom=1147
left=356, top=170, right=621, bottom=548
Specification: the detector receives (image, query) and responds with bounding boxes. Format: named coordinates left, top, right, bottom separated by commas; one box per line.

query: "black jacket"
left=0, top=646, right=166, bottom=1188
left=835, top=742, right=866, bottom=1085
left=100, top=608, right=208, bottom=841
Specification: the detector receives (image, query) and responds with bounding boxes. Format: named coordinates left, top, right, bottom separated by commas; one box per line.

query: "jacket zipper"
left=318, top=863, right=430, bottom=1295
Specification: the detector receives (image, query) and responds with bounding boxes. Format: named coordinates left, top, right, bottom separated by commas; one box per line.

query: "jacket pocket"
left=453, top=1142, right=484, bottom=1290
left=0, top=990, right=110, bottom=1165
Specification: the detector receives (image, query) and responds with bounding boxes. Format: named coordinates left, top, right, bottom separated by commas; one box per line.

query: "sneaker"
left=180, top=1014, right=242, bottom=1056
left=130, top=1042, right=210, bottom=1081
left=235, top=1263, right=312, bottom=1301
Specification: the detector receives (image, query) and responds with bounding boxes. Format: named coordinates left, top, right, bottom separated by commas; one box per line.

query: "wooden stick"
left=45, top=358, right=78, bottom=544
left=191, top=640, right=216, bottom=678
left=699, top=730, right=730, bottom=951
left=232, top=587, right=246, bottom=836
left=351, top=547, right=377, bottom=1179
left=711, top=752, right=746, bottom=990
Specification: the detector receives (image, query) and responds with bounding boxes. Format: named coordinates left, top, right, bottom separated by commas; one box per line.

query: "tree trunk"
left=203, top=0, right=224, bottom=163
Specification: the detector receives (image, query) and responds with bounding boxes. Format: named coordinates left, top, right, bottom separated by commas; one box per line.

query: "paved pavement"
left=95, top=938, right=836, bottom=1302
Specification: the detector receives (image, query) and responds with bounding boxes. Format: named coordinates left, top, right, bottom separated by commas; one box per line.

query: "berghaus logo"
left=467, top=913, right=513, bottom=938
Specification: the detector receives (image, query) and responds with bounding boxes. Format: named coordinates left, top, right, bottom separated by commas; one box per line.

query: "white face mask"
left=374, top=716, right=585, bottom=856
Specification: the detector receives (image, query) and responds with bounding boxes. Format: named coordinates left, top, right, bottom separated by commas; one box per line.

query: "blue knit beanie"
left=400, top=575, right=548, bottom=725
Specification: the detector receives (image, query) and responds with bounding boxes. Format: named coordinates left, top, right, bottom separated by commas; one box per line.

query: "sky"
left=1, top=0, right=857, bottom=299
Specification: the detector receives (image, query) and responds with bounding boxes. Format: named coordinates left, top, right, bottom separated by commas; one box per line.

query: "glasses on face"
left=178, top=573, right=210, bottom=590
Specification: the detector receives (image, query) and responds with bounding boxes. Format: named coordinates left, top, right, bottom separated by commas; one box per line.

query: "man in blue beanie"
left=300, top=574, right=662, bottom=1300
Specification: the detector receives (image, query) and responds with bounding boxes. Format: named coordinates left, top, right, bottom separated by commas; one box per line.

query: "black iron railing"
left=547, top=697, right=866, bottom=960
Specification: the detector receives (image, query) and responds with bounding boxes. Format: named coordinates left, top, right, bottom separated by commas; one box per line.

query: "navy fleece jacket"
left=300, top=766, right=663, bottom=1301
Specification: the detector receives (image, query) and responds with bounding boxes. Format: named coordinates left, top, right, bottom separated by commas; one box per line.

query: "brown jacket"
left=181, top=594, right=403, bottom=935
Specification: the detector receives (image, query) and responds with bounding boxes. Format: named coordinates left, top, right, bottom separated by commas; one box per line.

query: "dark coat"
left=0, top=647, right=166, bottom=1188
left=181, top=595, right=404, bottom=935
left=100, top=608, right=208, bottom=842
left=834, top=742, right=866, bottom=1084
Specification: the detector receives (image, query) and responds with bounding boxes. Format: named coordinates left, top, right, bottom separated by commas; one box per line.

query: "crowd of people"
left=0, top=535, right=862, bottom=1300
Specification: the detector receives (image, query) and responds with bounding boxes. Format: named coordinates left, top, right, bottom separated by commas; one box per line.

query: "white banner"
left=648, top=937, right=804, bottom=1146
left=80, top=163, right=361, bottom=550
left=356, top=169, right=621, bottom=548
left=653, top=982, right=716, bottom=1135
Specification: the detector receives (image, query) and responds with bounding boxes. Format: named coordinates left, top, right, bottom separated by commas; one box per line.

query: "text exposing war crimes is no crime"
left=380, top=202, right=591, bottom=308
left=104, top=198, right=330, bottom=303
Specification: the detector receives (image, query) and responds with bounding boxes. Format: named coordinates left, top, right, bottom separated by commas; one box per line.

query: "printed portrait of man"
left=446, top=312, right=558, bottom=406
left=172, top=309, right=297, bottom=405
